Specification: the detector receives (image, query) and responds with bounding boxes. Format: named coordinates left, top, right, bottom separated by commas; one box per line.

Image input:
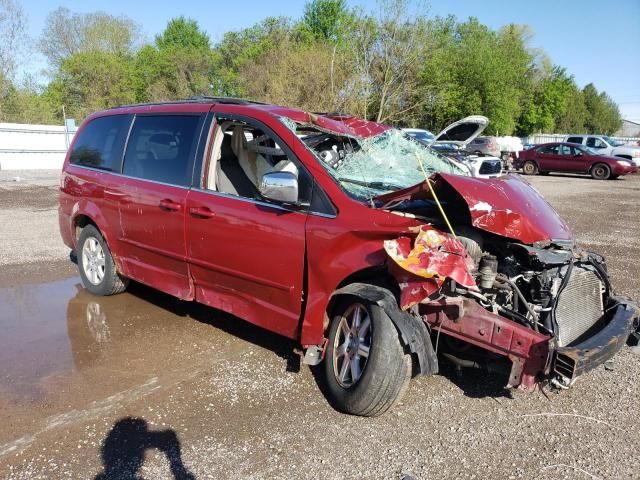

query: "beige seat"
left=230, top=126, right=273, bottom=189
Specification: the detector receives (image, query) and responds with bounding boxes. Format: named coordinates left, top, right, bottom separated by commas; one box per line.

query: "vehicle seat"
left=231, top=126, right=274, bottom=189
left=216, top=133, right=259, bottom=197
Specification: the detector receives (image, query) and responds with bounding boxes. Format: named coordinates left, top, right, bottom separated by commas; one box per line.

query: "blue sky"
left=19, top=0, right=640, bottom=121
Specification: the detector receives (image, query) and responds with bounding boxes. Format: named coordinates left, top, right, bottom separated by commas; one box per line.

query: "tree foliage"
left=1, top=1, right=624, bottom=135
left=0, top=0, right=27, bottom=99
left=38, top=8, right=142, bottom=67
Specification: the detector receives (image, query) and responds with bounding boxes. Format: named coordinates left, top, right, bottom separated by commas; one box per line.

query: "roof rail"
left=110, top=96, right=266, bottom=110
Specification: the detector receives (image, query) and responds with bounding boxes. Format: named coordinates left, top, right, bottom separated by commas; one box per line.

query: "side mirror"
left=259, top=171, right=299, bottom=204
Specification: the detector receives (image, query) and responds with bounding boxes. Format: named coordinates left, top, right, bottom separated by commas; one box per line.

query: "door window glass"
left=566, top=136, right=583, bottom=144
left=207, top=119, right=313, bottom=206
left=559, top=145, right=573, bottom=155
left=70, top=115, right=131, bottom=171
left=537, top=145, right=559, bottom=155
left=586, top=137, right=606, bottom=148
left=123, top=115, right=202, bottom=186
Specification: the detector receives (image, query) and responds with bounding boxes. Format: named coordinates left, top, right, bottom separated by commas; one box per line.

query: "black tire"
left=522, top=160, right=538, bottom=175
left=323, top=296, right=411, bottom=417
left=77, top=225, right=128, bottom=296
left=591, top=163, right=611, bottom=180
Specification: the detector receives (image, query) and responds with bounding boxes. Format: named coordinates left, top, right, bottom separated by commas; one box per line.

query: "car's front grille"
left=479, top=160, right=502, bottom=175
left=555, top=267, right=604, bottom=347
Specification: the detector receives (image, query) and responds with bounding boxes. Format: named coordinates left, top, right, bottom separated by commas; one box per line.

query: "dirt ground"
left=1, top=170, right=639, bottom=479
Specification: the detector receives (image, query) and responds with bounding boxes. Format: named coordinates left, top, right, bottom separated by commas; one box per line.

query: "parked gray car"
left=468, top=136, right=501, bottom=157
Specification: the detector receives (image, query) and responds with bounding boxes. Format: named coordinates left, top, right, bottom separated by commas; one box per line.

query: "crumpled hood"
left=378, top=173, right=574, bottom=245
left=437, top=173, right=574, bottom=244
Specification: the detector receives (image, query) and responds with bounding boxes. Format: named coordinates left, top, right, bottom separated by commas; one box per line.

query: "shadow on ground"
left=95, top=417, right=194, bottom=480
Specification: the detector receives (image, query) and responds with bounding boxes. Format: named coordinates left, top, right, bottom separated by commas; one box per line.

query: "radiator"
left=555, top=267, right=604, bottom=347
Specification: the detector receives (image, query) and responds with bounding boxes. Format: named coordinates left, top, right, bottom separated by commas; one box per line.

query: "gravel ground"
left=0, top=170, right=639, bottom=479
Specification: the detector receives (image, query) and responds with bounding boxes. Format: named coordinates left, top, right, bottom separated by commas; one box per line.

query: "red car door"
left=534, top=145, right=560, bottom=171
left=185, top=115, right=308, bottom=339
left=116, top=114, right=205, bottom=299
left=562, top=145, right=590, bottom=172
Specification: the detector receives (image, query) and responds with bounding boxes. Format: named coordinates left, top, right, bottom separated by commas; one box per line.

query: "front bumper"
left=421, top=295, right=639, bottom=391
left=553, top=296, right=640, bottom=381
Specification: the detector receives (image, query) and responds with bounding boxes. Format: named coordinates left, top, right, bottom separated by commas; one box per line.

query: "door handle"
left=159, top=199, right=183, bottom=212
left=189, top=206, right=216, bottom=218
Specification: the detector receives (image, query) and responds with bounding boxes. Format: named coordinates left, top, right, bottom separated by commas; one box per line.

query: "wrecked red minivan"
left=59, top=97, right=640, bottom=416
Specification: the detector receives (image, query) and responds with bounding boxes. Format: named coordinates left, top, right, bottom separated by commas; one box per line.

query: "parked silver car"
left=468, top=136, right=501, bottom=157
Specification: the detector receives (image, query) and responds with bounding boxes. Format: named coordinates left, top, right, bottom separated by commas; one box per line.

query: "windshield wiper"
left=338, top=177, right=404, bottom=191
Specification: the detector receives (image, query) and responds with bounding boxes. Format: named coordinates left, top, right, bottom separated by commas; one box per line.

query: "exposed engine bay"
left=290, top=117, right=639, bottom=392
left=377, top=173, right=636, bottom=390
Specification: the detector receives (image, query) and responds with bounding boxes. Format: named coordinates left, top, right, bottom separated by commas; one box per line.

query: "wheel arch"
left=71, top=205, right=124, bottom=272
left=329, top=282, right=438, bottom=377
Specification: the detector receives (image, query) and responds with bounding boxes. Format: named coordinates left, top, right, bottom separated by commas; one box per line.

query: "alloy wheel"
left=82, top=237, right=106, bottom=285
left=332, top=303, right=372, bottom=388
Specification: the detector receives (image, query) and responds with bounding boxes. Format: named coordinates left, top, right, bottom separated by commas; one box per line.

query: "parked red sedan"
left=514, top=142, right=638, bottom=179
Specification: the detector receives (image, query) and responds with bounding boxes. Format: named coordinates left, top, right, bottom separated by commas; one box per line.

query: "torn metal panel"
left=385, top=226, right=476, bottom=309
left=420, top=300, right=550, bottom=391
left=437, top=173, right=573, bottom=244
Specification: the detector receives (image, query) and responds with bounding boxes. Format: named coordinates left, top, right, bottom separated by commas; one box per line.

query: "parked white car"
left=429, top=115, right=504, bottom=179
left=565, top=134, right=640, bottom=167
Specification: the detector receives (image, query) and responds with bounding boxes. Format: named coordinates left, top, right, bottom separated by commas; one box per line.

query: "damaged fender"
left=384, top=225, right=477, bottom=309
left=331, top=283, right=438, bottom=376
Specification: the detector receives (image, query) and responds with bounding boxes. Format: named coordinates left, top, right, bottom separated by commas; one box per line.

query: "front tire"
left=77, top=225, right=128, bottom=296
left=323, top=297, right=411, bottom=417
left=522, top=160, right=538, bottom=175
left=591, top=163, right=611, bottom=180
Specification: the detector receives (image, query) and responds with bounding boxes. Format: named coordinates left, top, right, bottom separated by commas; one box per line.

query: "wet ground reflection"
left=0, top=277, right=187, bottom=400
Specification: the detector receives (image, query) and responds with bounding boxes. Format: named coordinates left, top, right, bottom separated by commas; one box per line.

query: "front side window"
left=70, top=115, right=131, bottom=171
left=123, top=115, right=202, bottom=186
left=206, top=118, right=313, bottom=207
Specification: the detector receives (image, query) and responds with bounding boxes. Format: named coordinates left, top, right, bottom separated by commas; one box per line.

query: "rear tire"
left=522, top=161, right=538, bottom=175
left=77, top=225, right=128, bottom=296
left=590, top=163, right=611, bottom=180
left=323, top=296, right=411, bottom=417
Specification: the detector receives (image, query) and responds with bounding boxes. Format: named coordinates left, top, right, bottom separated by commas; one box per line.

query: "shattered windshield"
left=284, top=118, right=466, bottom=201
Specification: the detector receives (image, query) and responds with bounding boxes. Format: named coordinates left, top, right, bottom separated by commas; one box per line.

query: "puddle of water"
left=0, top=277, right=187, bottom=400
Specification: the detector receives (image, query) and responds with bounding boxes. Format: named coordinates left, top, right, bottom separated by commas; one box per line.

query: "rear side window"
left=537, top=145, right=559, bottom=154
left=70, top=115, right=131, bottom=171
left=567, top=136, right=583, bottom=144
left=123, top=115, right=202, bottom=187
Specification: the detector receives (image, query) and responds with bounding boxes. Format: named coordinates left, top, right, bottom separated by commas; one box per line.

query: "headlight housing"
left=617, top=160, right=631, bottom=166
left=632, top=150, right=640, bottom=158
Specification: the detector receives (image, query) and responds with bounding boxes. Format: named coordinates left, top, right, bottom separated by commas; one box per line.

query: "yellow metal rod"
left=415, top=153, right=456, bottom=238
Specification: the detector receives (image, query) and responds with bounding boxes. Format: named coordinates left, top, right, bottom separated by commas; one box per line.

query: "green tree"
left=301, top=0, right=355, bottom=43
left=419, top=18, right=533, bottom=135
left=154, top=16, right=210, bottom=52
left=583, top=83, right=622, bottom=134
left=134, top=17, right=213, bottom=102
left=50, top=51, right=136, bottom=120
